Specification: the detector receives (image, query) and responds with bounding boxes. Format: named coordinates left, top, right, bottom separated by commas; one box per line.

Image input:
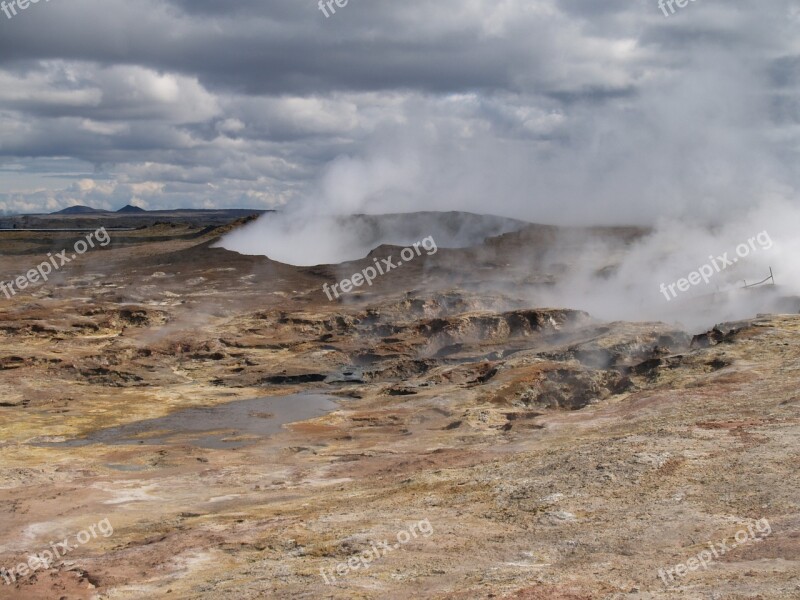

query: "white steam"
left=217, top=41, right=800, bottom=327
left=532, top=201, right=800, bottom=328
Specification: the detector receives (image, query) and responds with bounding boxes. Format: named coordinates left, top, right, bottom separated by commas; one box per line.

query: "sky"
left=0, top=0, right=798, bottom=222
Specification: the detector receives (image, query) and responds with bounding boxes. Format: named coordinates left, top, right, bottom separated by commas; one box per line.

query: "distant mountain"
left=52, top=205, right=106, bottom=215
left=116, top=204, right=147, bottom=213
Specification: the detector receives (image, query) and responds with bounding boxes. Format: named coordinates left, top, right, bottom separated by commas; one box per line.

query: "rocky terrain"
left=0, top=214, right=798, bottom=599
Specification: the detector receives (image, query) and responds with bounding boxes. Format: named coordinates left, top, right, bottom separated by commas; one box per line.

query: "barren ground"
left=0, top=217, right=798, bottom=599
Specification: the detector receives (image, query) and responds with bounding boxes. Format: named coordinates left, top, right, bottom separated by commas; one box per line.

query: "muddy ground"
left=0, top=215, right=798, bottom=599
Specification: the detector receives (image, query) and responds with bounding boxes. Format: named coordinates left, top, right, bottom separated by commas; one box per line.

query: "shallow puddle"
left=40, top=393, right=339, bottom=449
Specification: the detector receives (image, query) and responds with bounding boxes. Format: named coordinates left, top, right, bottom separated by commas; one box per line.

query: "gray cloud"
left=0, top=0, right=796, bottom=220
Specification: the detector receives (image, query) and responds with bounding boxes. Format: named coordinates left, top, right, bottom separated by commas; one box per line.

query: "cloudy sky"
left=0, top=0, right=798, bottom=222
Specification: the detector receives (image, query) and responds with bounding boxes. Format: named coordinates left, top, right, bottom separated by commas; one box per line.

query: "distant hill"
left=52, top=205, right=106, bottom=215
left=117, top=204, right=147, bottom=214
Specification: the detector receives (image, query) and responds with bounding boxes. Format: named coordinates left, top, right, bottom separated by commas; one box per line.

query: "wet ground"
left=38, top=393, right=341, bottom=450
